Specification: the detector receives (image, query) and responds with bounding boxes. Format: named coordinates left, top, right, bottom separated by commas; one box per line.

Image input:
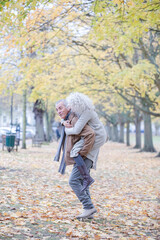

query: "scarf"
left=54, top=112, right=70, bottom=174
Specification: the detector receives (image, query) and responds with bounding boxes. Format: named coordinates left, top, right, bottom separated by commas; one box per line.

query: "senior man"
left=54, top=99, right=97, bottom=219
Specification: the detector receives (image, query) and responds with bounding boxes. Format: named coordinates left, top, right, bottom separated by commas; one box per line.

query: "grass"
left=124, top=133, right=160, bottom=152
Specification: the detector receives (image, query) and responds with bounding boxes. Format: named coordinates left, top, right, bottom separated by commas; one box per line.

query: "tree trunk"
left=113, top=124, right=119, bottom=142
left=33, top=100, right=45, bottom=141
left=156, top=152, right=160, bottom=157
left=119, top=122, right=124, bottom=143
left=45, top=110, right=50, bottom=142
left=45, top=109, right=55, bottom=142
left=134, top=108, right=142, bottom=149
left=106, top=122, right=111, bottom=140
left=143, top=109, right=156, bottom=152
left=110, top=125, right=113, bottom=141
left=10, top=93, right=13, bottom=128
left=154, top=121, right=160, bottom=136
left=22, top=90, right=27, bottom=149
left=126, top=121, right=130, bottom=146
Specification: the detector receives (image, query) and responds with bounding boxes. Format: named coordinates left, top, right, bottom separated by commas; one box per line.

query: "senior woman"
left=64, top=92, right=107, bottom=219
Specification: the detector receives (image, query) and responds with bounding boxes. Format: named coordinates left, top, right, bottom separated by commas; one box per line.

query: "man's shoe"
left=87, top=213, right=95, bottom=219
left=76, top=208, right=97, bottom=219
left=76, top=213, right=95, bottom=221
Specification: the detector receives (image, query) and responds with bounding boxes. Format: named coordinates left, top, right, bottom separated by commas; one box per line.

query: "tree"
left=22, top=89, right=27, bottom=149
left=88, top=0, right=160, bottom=152
left=33, top=99, right=45, bottom=141
left=0, top=0, right=159, bottom=154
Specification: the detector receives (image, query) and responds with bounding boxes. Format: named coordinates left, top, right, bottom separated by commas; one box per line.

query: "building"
left=0, top=94, right=35, bottom=130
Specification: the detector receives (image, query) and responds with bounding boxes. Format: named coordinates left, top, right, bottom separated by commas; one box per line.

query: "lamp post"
left=10, top=93, right=13, bottom=130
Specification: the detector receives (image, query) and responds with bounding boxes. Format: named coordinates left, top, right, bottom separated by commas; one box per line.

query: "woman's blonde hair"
left=66, top=92, right=95, bottom=115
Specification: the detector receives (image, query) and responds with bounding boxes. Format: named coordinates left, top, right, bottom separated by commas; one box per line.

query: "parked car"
left=26, top=129, right=35, bottom=139
left=0, top=127, right=35, bottom=142
left=19, top=129, right=35, bottom=139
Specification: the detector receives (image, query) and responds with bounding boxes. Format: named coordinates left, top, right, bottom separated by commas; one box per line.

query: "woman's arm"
left=65, top=111, right=92, bottom=135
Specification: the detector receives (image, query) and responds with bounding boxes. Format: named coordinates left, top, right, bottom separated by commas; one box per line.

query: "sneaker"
left=76, top=208, right=97, bottom=219
left=87, top=213, right=95, bottom=219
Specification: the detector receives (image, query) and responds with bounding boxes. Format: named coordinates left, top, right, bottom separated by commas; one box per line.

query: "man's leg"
left=69, top=158, right=94, bottom=210
left=69, top=158, right=97, bottom=218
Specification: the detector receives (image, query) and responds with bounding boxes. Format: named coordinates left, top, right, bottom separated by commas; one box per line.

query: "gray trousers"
left=69, top=158, right=94, bottom=210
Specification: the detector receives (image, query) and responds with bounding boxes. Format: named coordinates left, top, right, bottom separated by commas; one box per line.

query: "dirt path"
left=0, top=141, right=159, bottom=239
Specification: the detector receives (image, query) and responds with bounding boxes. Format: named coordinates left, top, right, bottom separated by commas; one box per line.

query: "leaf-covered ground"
left=0, top=141, right=159, bottom=240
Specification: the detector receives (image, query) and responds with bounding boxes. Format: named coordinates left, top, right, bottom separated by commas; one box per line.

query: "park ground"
left=0, top=139, right=159, bottom=240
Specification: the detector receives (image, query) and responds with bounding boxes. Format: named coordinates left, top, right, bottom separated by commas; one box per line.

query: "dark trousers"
left=69, top=158, right=94, bottom=209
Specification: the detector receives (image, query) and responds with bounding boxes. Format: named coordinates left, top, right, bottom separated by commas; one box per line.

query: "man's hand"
left=63, top=120, right=72, bottom=128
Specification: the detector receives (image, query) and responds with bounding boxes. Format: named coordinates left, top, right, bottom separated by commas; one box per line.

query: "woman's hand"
left=63, top=120, right=72, bottom=128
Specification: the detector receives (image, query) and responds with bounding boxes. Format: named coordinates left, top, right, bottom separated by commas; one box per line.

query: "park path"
left=0, top=141, right=159, bottom=239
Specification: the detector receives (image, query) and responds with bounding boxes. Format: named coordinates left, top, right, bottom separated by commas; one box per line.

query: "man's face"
left=56, top=101, right=70, bottom=119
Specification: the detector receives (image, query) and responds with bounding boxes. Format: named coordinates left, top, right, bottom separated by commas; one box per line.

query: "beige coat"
left=65, top=113, right=95, bottom=165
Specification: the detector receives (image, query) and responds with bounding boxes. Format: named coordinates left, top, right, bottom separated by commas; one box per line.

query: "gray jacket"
left=65, top=110, right=107, bottom=169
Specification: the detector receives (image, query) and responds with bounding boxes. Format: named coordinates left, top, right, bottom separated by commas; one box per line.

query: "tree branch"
left=116, top=88, right=160, bottom=117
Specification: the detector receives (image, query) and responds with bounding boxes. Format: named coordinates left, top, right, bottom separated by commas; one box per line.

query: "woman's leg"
left=73, top=154, right=94, bottom=191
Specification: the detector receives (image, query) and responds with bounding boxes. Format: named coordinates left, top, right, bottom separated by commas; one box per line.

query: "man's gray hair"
left=55, top=99, right=67, bottom=107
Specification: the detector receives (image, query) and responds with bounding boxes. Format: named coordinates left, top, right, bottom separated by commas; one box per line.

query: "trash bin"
left=6, top=134, right=15, bottom=152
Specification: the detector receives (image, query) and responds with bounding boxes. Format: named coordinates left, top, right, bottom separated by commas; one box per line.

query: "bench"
left=32, top=137, right=42, bottom=147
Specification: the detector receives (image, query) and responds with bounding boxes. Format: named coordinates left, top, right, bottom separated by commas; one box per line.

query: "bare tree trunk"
left=33, top=100, right=45, bottom=141
left=106, top=122, right=111, bottom=140
left=119, top=122, right=124, bottom=143
left=126, top=121, right=130, bottom=146
left=154, top=121, right=160, bottom=136
left=143, top=108, right=156, bottom=152
left=113, top=124, right=119, bottom=142
left=45, top=111, right=50, bottom=142
left=45, top=109, right=55, bottom=142
left=22, top=90, right=27, bottom=149
left=134, top=108, right=142, bottom=149
left=156, top=152, right=160, bottom=157
left=110, top=125, right=113, bottom=141
left=10, top=93, right=13, bottom=128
